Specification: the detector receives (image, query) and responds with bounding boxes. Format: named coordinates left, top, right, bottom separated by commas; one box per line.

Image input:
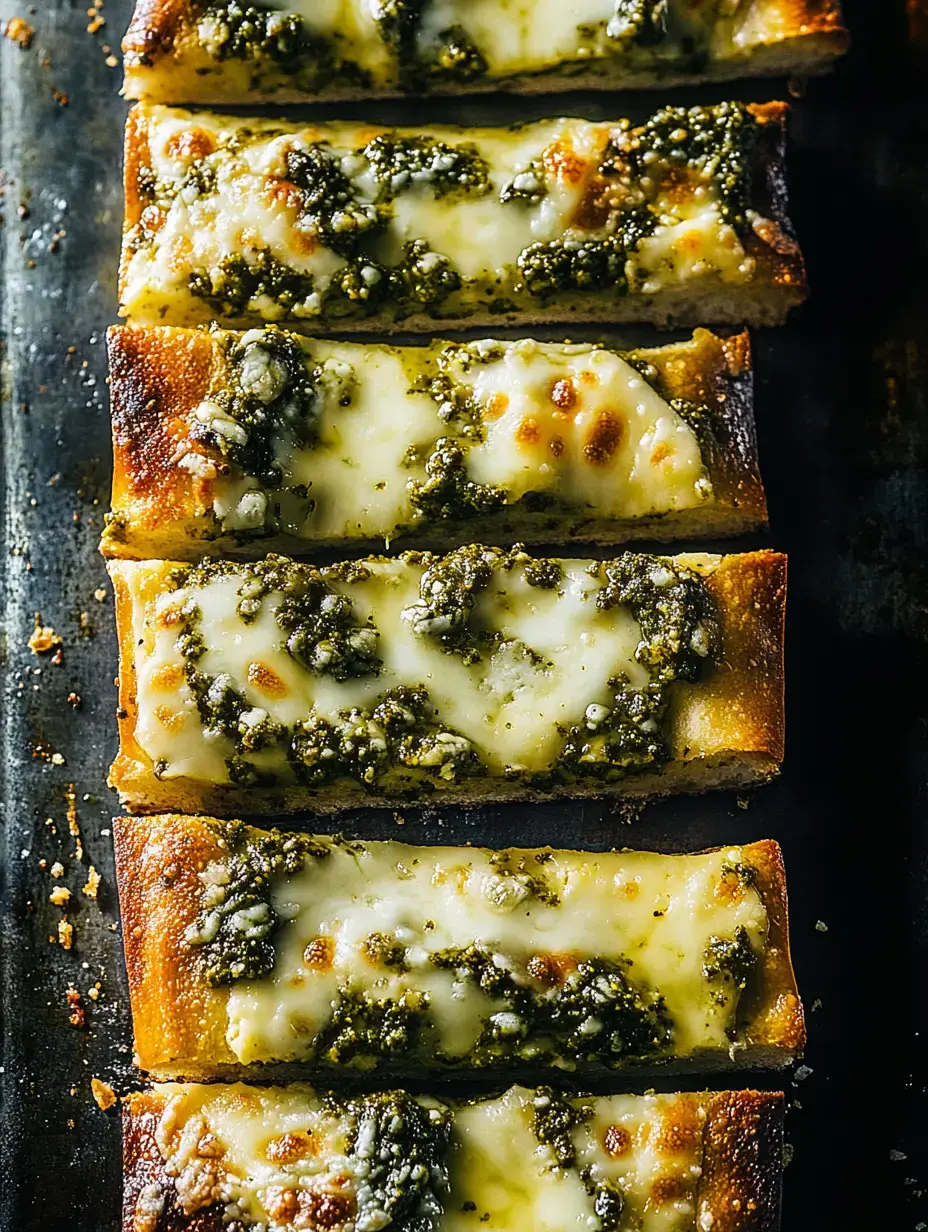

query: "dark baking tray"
left=1, top=1, right=926, bottom=1227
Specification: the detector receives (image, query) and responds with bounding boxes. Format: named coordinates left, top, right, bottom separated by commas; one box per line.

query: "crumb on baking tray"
left=82, top=866, right=100, bottom=899
left=28, top=614, right=61, bottom=655
left=66, top=986, right=85, bottom=1028
left=49, top=886, right=70, bottom=908
left=91, top=1078, right=116, bottom=1111
left=57, top=918, right=73, bottom=950
left=3, top=17, right=34, bottom=48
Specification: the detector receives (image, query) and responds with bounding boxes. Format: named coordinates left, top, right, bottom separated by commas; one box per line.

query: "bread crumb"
left=66, top=985, right=85, bottom=1027
left=51, top=752, right=65, bottom=766
left=91, top=1078, right=116, bottom=1111
left=94, top=587, right=107, bottom=602
left=49, top=886, right=71, bottom=908
left=82, top=866, right=101, bottom=899
left=50, top=861, right=65, bottom=878
left=3, top=16, right=34, bottom=48
left=28, top=615, right=62, bottom=655
left=58, top=918, right=73, bottom=950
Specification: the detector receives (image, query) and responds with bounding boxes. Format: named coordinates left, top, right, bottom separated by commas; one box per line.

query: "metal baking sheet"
left=1, top=1, right=926, bottom=1227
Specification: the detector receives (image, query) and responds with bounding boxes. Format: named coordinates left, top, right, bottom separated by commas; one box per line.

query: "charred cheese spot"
left=165, top=129, right=216, bottom=162
left=603, top=1125, right=632, bottom=1158
left=715, top=867, right=749, bottom=906
left=514, top=416, right=541, bottom=447
left=652, top=1097, right=702, bottom=1156
left=264, top=1188, right=299, bottom=1223
left=579, top=370, right=599, bottom=387
left=155, top=603, right=184, bottom=629
left=139, top=205, right=166, bottom=236
left=303, top=936, right=335, bottom=971
left=150, top=663, right=185, bottom=692
left=265, top=1131, right=318, bottom=1164
left=299, top=1191, right=354, bottom=1229
left=247, top=661, right=288, bottom=698
left=549, top=435, right=565, bottom=459
left=542, top=139, right=587, bottom=186
left=196, top=1132, right=224, bottom=1158
left=619, top=879, right=640, bottom=899
left=651, top=442, right=673, bottom=466
left=153, top=704, right=184, bottom=732
left=571, top=176, right=616, bottom=232
left=549, top=378, right=578, bottom=412
left=526, top=953, right=578, bottom=987
left=482, top=392, right=509, bottom=421
left=583, top=410, right=623, bottom=466
left=650, top=1175, right=688, bottom=1205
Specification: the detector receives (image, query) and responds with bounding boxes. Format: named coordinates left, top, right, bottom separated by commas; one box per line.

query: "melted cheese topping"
left=123, top=0, right=840, bottom=99
left=144, top=1083, right=733, bottom=1232
left=214, top=837, right=768, bottom=1066
left=120, top=107, right=761, bottom=326
left=146, top=331, right=711, bottom=545
left=121, top=551, right=720, bottom=789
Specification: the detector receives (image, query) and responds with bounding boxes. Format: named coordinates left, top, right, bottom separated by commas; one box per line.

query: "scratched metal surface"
left=0, top=1, right=926, bottom=1228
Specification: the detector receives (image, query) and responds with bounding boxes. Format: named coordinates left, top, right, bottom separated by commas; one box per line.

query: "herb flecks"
left=185, top=821, right=328, bottom=986
left=559, top=553, right=718, bottom=780
left=531, top=1088, right=627, bottom=1231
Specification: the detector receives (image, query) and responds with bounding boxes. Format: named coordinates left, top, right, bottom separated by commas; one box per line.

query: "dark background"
left=1, top=1, right=926, bottom=1227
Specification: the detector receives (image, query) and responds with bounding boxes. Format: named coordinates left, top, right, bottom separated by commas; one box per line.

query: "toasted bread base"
left=102, top=325, right=766, bottom=561
left=122, top=1085, right=786, bottom=1232
left=115, top=814, right=804, bottom=1080
left=107, top=550, right=786, bottom=816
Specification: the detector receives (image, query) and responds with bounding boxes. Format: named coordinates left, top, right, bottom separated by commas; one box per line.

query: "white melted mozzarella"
left=198, top=333, right=710, bottom=543
left=147, top=1083, right=722, bottom=1232
left=217, top=840, right=768, bottom=1065
left=121, top=108, right=756, bottom=325
left=130, top=555, right=661, bottom=783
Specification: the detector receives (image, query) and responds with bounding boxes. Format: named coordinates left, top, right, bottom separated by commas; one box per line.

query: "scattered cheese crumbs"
left=49, top=886, right=71, bottom=908
left=105, top=54, right=117, bottom=67
left=51, top=752, right=65, bottom=766
left=50, top=862, right=65, bottom=879
left=93, top=587, right=106, bottom=602
left=28, top=615, right=62, bottom=655
left=814, top=919, right=829, bottom=932
left=66, top=986, right=85, bottom=1027
left=3, top=16, right=34, bottom=47
left=58, top=918, right=74, bottom=950
left=88, top=983, right=101, bottom=1002
left=82, top=866, right=100, bottom=899
left=91, top=1078, right=116, bottom=1111
left=792, top=1064, right=813, bottom=1083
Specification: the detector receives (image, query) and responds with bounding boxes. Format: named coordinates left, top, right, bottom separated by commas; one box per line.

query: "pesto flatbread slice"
left=116, top=814, right=803, bottom=1078
left=122, top=0, right=848, bottom=103
left=107, top=546, right=785, bottom=815
left=120, top=102, right=806, bottom=332
left=124, top=1083, right=785, bottom=1232
left=103, top=324, right=764, bottom=559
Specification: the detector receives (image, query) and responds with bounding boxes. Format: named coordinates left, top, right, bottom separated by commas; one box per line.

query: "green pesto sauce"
left=186, top=820, right=330, bottom=986
left=531, top=1088, right=627, bottom=1231
left=164, top=548, right=716, bottom=792
left=153, top=101, right=764, bottom=323
left=198, top=1, right=372, bottom=91
left=337, top=1091, right=452, bottom=1232
left=425, top=948, right=672, bottom=1068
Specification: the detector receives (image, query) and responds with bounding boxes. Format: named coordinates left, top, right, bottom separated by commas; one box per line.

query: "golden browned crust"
left=699, top=1090, right=784, bottom=1232
left=123, top=1089, right=226, bottom=1232
left=116, top=814, right=234, bottom=1076
left=101, top=323, right=766, bottom=561
left=122, top=0, right=847, bottom=103
left=107, top=550, right=786, bottom=816
left=123, top=1086, right=785, bottom=1231
left=118, top=104, right=806, bottom=333
left=116, top=815, right=801, bottom=1078
left=670, top=550, right=786, bottom=769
